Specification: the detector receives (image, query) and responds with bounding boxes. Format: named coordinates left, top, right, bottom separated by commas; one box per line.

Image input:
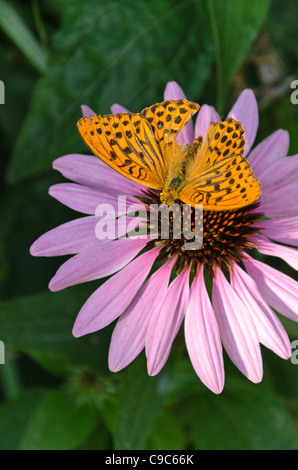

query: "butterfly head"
left=160, top=190, right=179, bottom=206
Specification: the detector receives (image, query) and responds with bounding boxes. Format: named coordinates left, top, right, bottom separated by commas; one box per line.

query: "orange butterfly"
left=77, top=99, right=261, bottom=211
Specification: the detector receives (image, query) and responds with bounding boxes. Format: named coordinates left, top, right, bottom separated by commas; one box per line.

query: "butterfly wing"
left=77, top=100, right=200, bottom=190
left=141, top=99, right=199, bottom=156
left=180, top=118, right=261, bottom=210
left=77, top=112, right=164, bottom=189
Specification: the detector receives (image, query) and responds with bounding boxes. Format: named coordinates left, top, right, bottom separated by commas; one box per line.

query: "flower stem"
left=206, top=0, right=224, bottom=113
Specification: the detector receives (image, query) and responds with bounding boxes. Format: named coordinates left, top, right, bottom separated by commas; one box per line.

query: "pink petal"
left=248, top=130, right=289, bottom=177
left=72, top=245, right=162, bottom=337
left=95, top=214, right=146, bottom=241
left=256, top=154, right=298, bottom=191
left=227, top=89, right=258, bottom=156
left=252, top=234, right=298, bottom=270
left=81, top=104, right=96, bottom=120
left=49, top=183, right=143, bottom=215
left=30, top=214, right=140, bottom=257
left=194, top=104, right=220, bottom=141
left=108, top=257, right=176, bottom=372
left=146, top=265, right=190, bottom=376
left=30, top=216, right=102, bottom=257
left=258, top=183, right=298, bottom=219
left=111, top=103, right=130, bottom=114
left=231, top=263, right=291, bottom=359
left=49, top=237, right=149, bottom=292
left=261, top=217, right=298, bottom=247
left=53, top=154, right=144, bottom=196
left=163, top=81, right=186, bottom=101
left=244, top=254, right=298, bottom=322
left=163, top=81, right=194, bottom=145
left=212, top=268, right=263, bottom=383
left=184, top=265, right=224, bottom=394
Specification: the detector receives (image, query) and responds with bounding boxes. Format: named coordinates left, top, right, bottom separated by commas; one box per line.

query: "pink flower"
left=30, top=81, right=298, bottom=394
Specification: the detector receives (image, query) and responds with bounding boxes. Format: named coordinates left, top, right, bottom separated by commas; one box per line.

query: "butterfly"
left=77, top=99, right=261, bottom=211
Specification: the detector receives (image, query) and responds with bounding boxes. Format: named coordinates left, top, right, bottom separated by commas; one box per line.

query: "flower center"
left=143, top=191, right=264, bottom=276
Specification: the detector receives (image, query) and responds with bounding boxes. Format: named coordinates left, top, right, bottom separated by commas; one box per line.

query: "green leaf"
left=113, top=357, right=164, bottom=450
left=78, top=421, right=112, bottom=450
left=17, top=389, right=99, bottom=450
left=165, top=358, right=205, bottom=404
left=264, top=340, right=298, bottom=401
left=0, top=0, right=46, bottom=73
left=206, top=0, right=270, bottom=111
left=0, top=286, right=112, bottom=375
left=266, top=0, right=298, bottom=63
left=0, top=350, right=22, bottom=402
left=145, top=411, right=187, bottom=450
left=0, top=44, right=38, bottom=153
left=6, top=0, right=214, bottom=184
left=189, top=381, right=298, bottom=450
left=0, top=389, right=46, bottom=450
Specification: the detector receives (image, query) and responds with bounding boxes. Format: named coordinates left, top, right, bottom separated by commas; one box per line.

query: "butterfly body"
left=160, top=138, right=201, bottom=205
left=77, top=99, right=261, bottom=211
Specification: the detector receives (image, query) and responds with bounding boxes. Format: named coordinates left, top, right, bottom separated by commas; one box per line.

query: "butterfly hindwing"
left=180, top=118, right=261, bottom=210
left=141, top=99, right=199, bottom=155
left=77, top=112, right=165, bottom=189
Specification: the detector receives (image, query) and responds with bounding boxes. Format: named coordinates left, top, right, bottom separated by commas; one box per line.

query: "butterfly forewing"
left=77, top=112, right=165, bottom=189
left=180, top=118, right=261, bottom=210
left=77, top=99, right=199, bottom=191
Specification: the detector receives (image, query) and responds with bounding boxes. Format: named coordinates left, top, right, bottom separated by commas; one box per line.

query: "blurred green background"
left=0, top=0, right=298, bottom=450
